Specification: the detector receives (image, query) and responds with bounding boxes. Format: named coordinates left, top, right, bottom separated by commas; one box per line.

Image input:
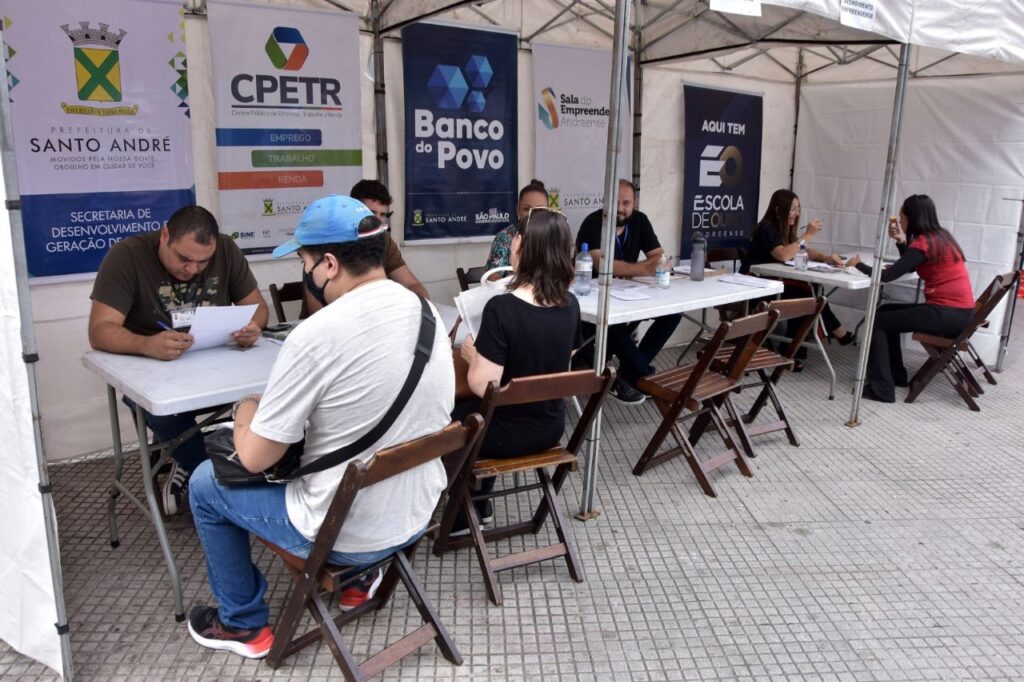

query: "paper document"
left=720, top=273, right=778, bottom=289
left=187, top=304, right=258, bottom=351
left=673, top=265, right=716, bottom=275
left=610, top=289, right=651, bottom=301
left=454, top=275, right=512, bottom=338
left=807, top=263, right=842, bottom=273
left=610, top=278, right=647, bottom=291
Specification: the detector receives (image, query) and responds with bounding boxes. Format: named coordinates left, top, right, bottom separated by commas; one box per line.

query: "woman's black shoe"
left=862, top=385, right=895, bottom=403
left=828, top=330, right=856, bottom=346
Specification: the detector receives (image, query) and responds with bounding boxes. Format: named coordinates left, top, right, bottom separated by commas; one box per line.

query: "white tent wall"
left=793, top=73, right=1024, bottom=363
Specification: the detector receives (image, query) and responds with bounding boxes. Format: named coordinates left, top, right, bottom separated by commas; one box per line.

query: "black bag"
left=208, top=296, right=436, bottom=486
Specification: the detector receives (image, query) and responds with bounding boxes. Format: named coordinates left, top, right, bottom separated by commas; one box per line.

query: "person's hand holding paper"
left=187, top=304, right=260, bottom=352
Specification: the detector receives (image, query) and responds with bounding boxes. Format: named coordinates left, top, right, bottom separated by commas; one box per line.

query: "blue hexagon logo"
left=465, top=55, right=493, bottom=89
left=426, top=65, right=468, bottom=109
left=465, top=90, right=486, bottom=113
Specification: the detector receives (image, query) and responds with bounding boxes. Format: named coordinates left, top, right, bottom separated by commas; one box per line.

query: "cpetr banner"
left=208, top=0, right=362, bottom=255
left=402, top=22, right=517, bottom=241
left=681, top=83, right=763, bottom=257
left=1, top=0, right=194, bottom=278
left=532, top=43, right=632, bottom=232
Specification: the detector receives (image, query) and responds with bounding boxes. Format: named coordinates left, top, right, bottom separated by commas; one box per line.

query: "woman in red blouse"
left=847, top=195, right=975, bottom=402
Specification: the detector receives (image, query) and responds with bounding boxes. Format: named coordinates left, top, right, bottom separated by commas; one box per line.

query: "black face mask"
left=302, top=256, right=328, bottom=307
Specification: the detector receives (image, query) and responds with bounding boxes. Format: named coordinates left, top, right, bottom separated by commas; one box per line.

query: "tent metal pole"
left=631, top=0, right=643, bottom=191
left=578, top=0, right=630, bottom=519
left=788, top=49, right=804, bottom=191
left=0, top=34, right=73, bottom=680
left=847, top=42, right=911, bottom=427
left=370, top=0, right=389, bottom=186
left=995, top=197, right=1024, bottom=372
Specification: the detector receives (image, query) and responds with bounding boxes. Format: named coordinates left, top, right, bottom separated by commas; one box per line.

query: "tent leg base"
left=175, top=612, right=185, bottom=623
left=110, top=540, right=120, bottom=549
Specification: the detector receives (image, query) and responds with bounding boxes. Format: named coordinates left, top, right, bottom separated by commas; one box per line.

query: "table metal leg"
left=106, top=386, right=124, bottom=549
left=811, top=284, right=836, bottom=400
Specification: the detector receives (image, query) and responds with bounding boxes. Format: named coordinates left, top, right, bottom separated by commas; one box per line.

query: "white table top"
left=82, top=341, right=280, bottom=416
left=576, top=275, right=784, bottom=325
left=750, top=262, right=873, bottom=290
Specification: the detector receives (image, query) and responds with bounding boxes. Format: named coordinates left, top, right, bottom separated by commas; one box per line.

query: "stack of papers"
left=720, top=273, right=778, bottom=289
left=610, top=289, right=651, bottom=301
left=673, top=265, right=716, bottom=276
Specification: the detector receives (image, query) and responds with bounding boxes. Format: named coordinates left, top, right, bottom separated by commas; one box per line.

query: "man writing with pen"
left=88, top=205, right=269, bottom=515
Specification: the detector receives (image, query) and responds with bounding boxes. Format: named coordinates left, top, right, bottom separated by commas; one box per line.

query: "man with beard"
left=575, top=179, right=679, bottom=405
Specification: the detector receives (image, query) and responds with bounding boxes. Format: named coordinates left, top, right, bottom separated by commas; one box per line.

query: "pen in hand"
left=157, top=321, right=175, bottom=332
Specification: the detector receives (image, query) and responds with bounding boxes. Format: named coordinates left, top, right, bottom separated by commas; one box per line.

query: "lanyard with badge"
left=166, top=280, right=207, bottom=330
left=614, top=225, right=629, bottom=259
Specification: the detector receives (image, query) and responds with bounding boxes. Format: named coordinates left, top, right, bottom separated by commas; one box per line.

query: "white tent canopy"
left=4, top=0, right=1023, bottom=677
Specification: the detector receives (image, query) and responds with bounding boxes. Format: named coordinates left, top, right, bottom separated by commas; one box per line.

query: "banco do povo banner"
left=2, top=0, right=194, bottom=277
left=402, top=22, right=517, bottom=241
left=681, top=83, right=762, bottom=257
left=208, top=1, right=362, bottom=255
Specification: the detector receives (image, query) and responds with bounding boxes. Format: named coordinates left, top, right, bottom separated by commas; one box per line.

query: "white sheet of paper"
left=610, top=278, right=647, bottom=291
left=187, top=304, right=259, bottom=351
left=807, top=263, right=842, bottom=273
left=610, top=289, right=652, bottom=301
left=720, top=273, right=778, bottom=289
left=673, top=265, right=716, bottom=275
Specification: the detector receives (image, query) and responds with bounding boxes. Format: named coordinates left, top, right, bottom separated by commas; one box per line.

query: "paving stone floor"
left=4, top=321, right=1024, bottom=680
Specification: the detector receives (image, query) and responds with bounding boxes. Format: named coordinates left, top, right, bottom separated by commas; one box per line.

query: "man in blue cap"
left=185, top=195, right=454, bottom=659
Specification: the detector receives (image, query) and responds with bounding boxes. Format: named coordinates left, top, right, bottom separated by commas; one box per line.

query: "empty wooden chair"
left=268, top=281, right=307, bottom=323
left=719, top=297, right=826, bottom=457
left=433, top=368, right=615, bottom=606
left=455, top=266, right=489, bottom=292
left=677, top=247, right=748, bottom=363
left=906, top=271, right=1018, bottom=411
left=260, top=417, right=484, bottom=679
left=635, top=309, right=779, bottom=497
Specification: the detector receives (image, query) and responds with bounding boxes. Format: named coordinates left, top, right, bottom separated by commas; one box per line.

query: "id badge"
left=169, top=306, right=195, bottom=330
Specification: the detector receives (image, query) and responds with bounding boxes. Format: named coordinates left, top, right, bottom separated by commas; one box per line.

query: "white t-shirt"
left=250, top=279, right=454, bottom=553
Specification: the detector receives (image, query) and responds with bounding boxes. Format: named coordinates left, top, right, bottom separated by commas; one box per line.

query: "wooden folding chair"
left=260, top=417, right=484, bottom=680
left=433, top=368, right=615, bottom=606
left=906, top=271, right=1018, bottom=411
left=960, top=274, right=1013, bottom=387
left=455, top=266, right=488, bottom=292
left=676, top=247, right=748, bottom=363
left=718, top=297, right=826, bottom=457
left=635, top=309, right=779, bottom=497
left=268, top=281, right=307, bottom=323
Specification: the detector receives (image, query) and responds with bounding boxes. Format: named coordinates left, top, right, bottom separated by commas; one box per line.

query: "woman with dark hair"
left=741, top=189, right=855, bottom=364
left=453, top=207, right=581, bottom=528
left=846, top=194, right=975, bottom=402
left=484, top=179, right=550, bottom=269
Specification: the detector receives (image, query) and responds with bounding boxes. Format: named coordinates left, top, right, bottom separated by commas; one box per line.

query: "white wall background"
left=23, top=11, right=1023, bottom=461
left=793, top=74, right=1024, bottom=357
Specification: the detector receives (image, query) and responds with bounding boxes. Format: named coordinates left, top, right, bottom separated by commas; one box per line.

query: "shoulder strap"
left=292, top=296, right=436, bottom=478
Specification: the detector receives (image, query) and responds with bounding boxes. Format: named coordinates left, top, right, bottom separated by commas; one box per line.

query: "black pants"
left=781, top=283, right=843, bottom=336
left=581, top=314, right=683, bottom=385
left=866, top=303, right=973, bottom=401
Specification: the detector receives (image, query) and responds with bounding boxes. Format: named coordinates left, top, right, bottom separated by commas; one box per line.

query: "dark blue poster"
left=681, top=84, right=762, bottom=257
left=402, top=23, right=517, bottom=241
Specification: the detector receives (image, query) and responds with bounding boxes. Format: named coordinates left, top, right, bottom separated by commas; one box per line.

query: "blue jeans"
left=122, top=396, right=208, bottom=474
left=188, top=460, right=422, bottom=630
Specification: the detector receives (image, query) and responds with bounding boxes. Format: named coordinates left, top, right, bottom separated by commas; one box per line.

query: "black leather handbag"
left=208, top=296, right=436, bottom=486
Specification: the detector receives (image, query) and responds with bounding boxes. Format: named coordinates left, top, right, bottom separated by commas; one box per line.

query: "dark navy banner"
left=22, top=188, right=195, bottom=277
left=681, top=84, right=762, bottom=257
left=402, top=23, right=517, bottom=241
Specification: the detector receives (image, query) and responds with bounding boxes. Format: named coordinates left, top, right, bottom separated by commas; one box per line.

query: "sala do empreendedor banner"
left=681, top=83, right=762, bottom=257
left=2, top=0, right=194, bottom=278
left=402, top=23, right=517, bottom=241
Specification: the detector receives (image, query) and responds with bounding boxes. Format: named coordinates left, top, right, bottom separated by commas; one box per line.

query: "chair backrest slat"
left=956, top=271, right=1018, bottom=344
left=456, top=266, right=489, bottom=292
left=269, top=281, right=305, bottom=323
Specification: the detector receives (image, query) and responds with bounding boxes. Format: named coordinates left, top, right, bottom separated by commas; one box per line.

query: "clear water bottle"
left=690, top=232, right=706, bottom=281
left=573, top=243, right=593, bottom=296
left=794, top=242, right=809, bottom=270
left=655, top=253, right=671, bottom=289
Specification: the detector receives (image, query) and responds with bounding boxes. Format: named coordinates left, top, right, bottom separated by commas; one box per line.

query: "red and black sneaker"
left=339, top=567, right=384, bottom=611
left=187, top=605, right=273, bottom=659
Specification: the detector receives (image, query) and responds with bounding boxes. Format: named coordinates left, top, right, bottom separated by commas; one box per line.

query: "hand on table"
left=460, top=335, right=478, bottom=364
left=845, top=254, right=862, bottom=269
left=147, top=330, right=194, bottom=361
left=825, top=253, right=846, bottom=267
left=804, top=218, right=824, bottom=238
left=232, top=321, right=262, bottom=347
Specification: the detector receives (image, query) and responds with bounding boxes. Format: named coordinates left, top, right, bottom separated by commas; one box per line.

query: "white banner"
left=1, top=0, right=194, bottom=278
left=840, top=0, right=877, bottom=31
left=532, top=43, right=632, bottom=232
left=710, top=0, right=762, bottom=18
left=208, top=1, right=364, bottom=255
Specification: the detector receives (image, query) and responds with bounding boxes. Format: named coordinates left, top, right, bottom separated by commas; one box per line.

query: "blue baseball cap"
left=272, top=195, right=385, bottom=258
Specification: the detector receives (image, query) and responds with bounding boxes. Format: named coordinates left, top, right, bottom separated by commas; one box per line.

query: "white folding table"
left=82, top=342, right=280, bottom=621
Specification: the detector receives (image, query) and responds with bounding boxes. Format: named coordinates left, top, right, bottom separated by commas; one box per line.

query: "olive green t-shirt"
left=90, top=231, right=258, bottom=335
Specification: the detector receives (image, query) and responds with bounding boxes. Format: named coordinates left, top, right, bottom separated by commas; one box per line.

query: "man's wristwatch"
left=231, top=394, right=261, bottom=420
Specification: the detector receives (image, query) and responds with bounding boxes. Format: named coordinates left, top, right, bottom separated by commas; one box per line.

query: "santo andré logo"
left=230, top=26, right=341, bottom=108
left=59, top=21, right=138, bottom=116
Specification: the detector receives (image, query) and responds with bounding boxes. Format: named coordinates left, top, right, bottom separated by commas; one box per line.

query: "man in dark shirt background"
left=575, top=179, right=679, bottom=405
left=89, top=205, right=268, bottom=514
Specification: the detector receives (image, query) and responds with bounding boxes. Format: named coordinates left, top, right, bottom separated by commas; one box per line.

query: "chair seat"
left=912, top=332, right=968, bottom=351
left=714, top=346, right=793, bottom=372
left=259, top=538, right=372, bottom=594
left=638, top=365, right=737, bottom=403
left=473, top=448, right=577, bottom=480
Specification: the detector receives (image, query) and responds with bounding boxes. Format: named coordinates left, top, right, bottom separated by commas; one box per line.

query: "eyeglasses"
left=525, top=206, right=565, bottom=220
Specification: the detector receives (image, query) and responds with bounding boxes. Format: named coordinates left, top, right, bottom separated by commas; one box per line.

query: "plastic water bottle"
left=574, top=243, right=593, bottom=296
left=690, top=232, right=706, bottom=281
left=795, top=242, right=809, bottom=270
left=655, top=254, right=671, bottom=289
